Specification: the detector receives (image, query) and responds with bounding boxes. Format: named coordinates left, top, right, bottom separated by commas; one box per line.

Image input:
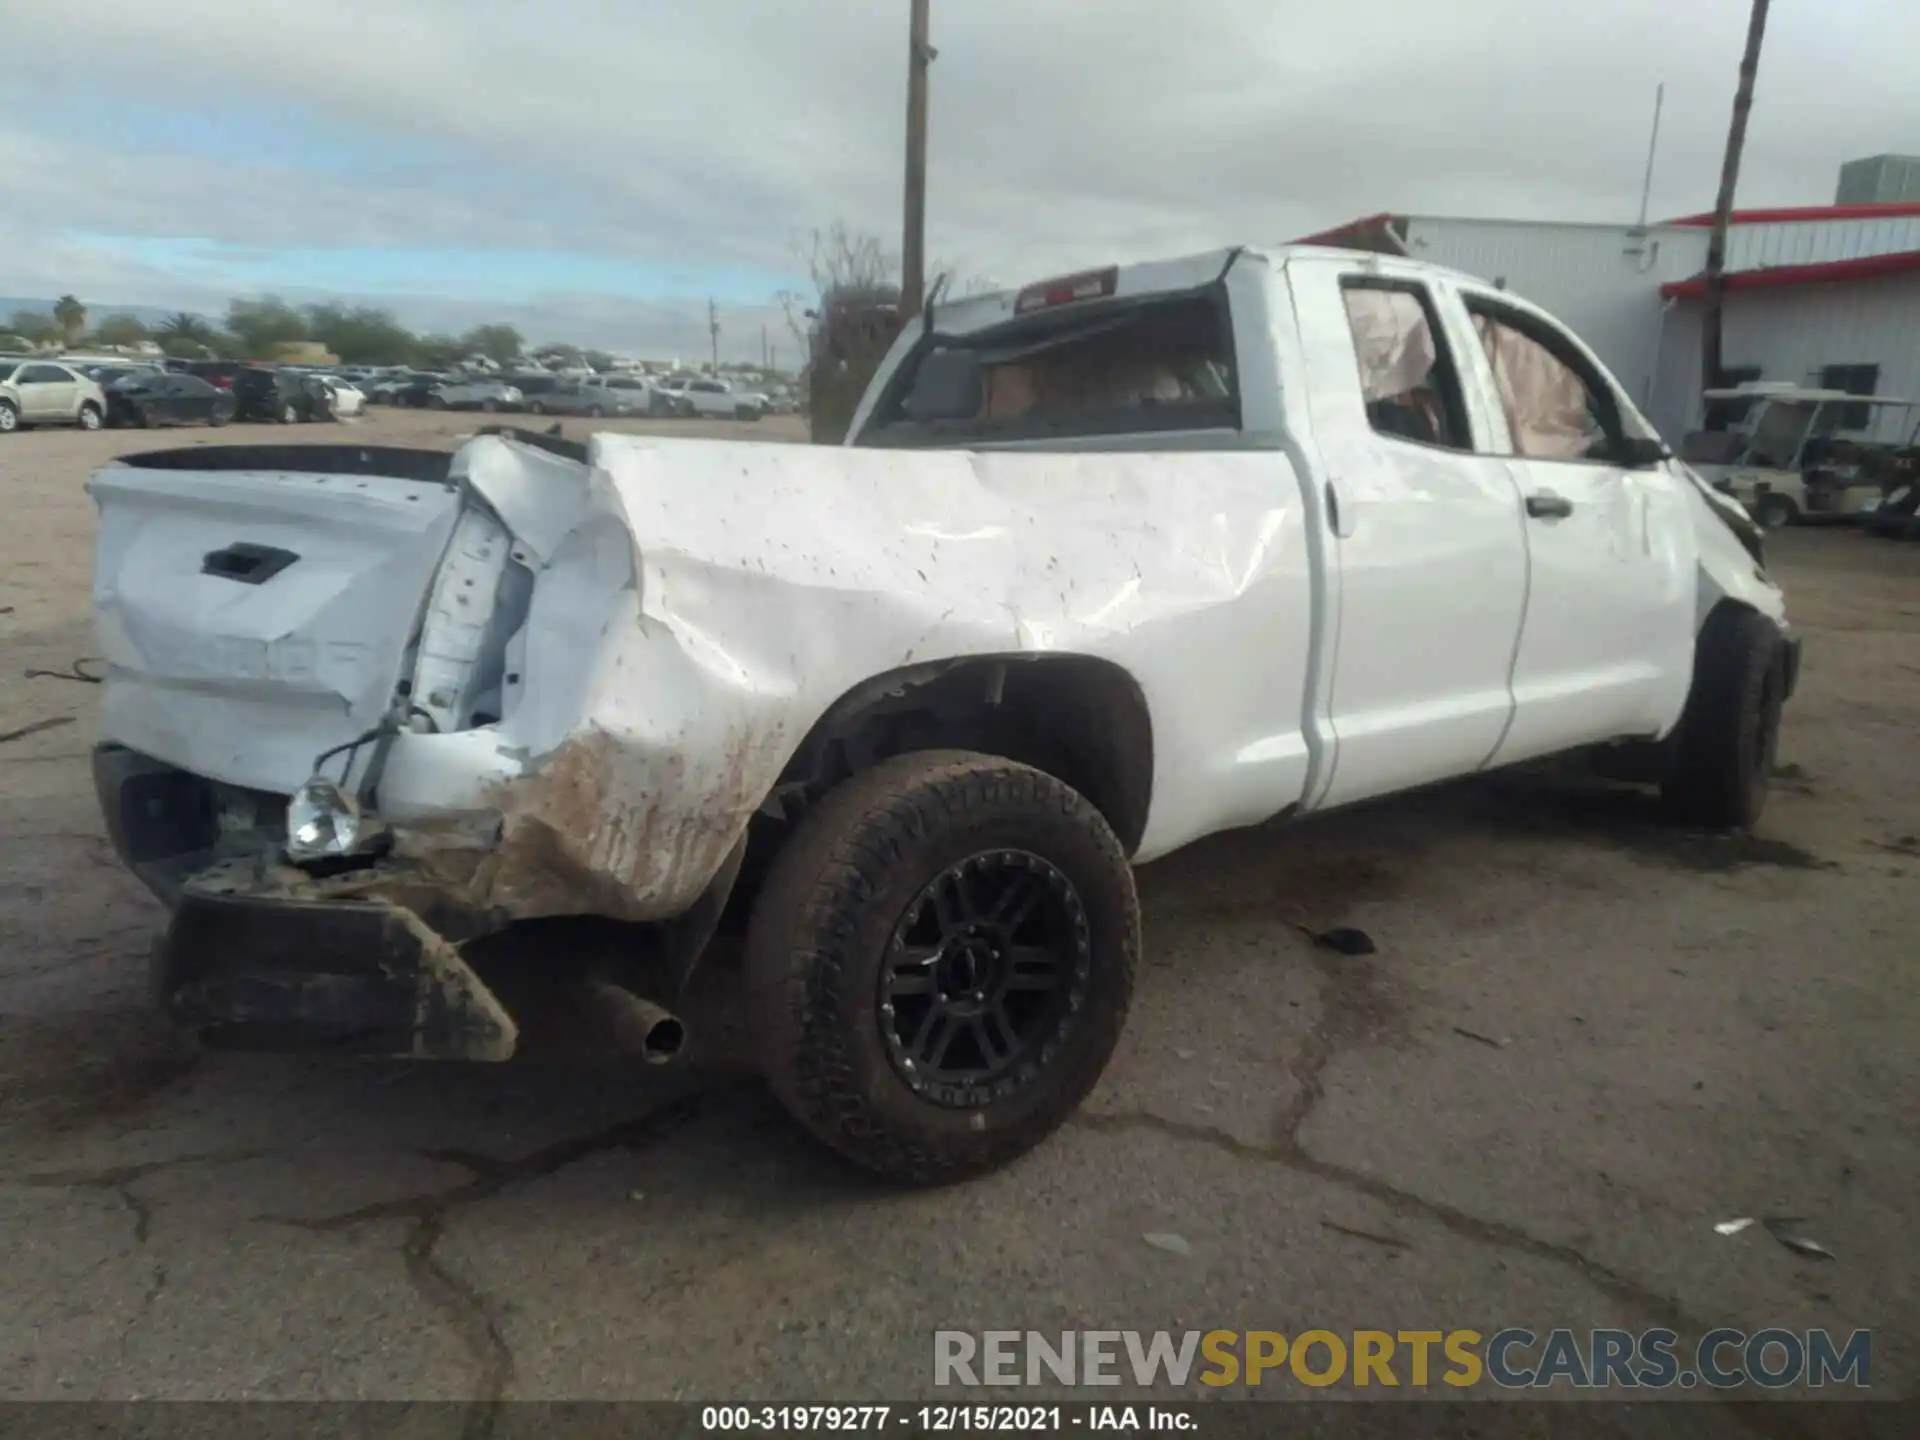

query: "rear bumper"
left=96, top=742, right=516, bottom=1059
left=154, top=882, right=515, bottom=1060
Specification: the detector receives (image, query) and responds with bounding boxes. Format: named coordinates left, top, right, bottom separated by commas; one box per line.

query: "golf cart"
left=1680, top=385, right=1920, bottom=530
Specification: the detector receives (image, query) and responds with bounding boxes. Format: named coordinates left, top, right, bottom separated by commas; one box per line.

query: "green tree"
left=8, top=310, right=60, bottom=346
left=414, top=333, right=465, bottom=369
left=225, top=296, right=308, bottom=358
left=91, top=313, right=151, bottom=348
left=460, top=323, right=523, bottom=365
left=52, top=295, right=87, bottom=344
left=583, top=349, right=616, bottom=373
left=161, top=334, right=216, bottom=360
left=304, top=303, right=418, bottom=365
left=533, top=342, right=583, bottom=369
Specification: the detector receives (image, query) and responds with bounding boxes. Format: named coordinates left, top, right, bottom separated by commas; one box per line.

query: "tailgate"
left=90, top=446, right=463, bottom=794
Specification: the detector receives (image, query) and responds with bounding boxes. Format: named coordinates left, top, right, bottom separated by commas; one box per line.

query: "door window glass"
left=1468, top=307, right=1613, bottom=462
left=1340, top=283, right=1472, bottom=451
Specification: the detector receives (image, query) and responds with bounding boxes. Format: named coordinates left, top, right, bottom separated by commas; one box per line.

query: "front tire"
left=0, top=401, right=18, bottom=433
left=746, top=751, right=1139, bottom=1186
left=1660, top=606, right=1786, bottom=830
left=528, top=400, right=546, bottom=416
left=279, top=402, right=299, bottom=424
left=78, top=402, right=103, bottom=431
left=481, top=398, right=498, bottom=413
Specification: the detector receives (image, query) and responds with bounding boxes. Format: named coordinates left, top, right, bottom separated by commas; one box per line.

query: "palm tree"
left=156, top=312, right=217, bottom=345
left=52, top=294, right=87, bottom=345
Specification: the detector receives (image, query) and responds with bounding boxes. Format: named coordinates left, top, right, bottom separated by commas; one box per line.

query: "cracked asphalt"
left=2, top=414, right=1917, bottom=1417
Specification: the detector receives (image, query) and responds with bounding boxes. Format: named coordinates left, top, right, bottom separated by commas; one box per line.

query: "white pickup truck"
left=87, top=244, right=1796, bottom=1184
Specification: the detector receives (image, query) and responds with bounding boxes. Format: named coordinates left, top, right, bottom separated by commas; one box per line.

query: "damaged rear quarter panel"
left=448, top=433, right=1317, bottom=923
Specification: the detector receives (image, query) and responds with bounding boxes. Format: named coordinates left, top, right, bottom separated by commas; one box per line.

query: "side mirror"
left=1616, top=435, right=1671, bottom=469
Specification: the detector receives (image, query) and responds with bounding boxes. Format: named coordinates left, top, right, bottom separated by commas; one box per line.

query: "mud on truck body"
left=89, top=245, right=1798, bottom=1184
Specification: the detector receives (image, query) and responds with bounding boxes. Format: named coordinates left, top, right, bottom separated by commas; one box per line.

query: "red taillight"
left=1013, top=266, right=1118, bottom=315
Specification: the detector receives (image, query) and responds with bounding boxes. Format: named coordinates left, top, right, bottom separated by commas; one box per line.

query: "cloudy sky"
left=3, top=0, right=1914, bottom=360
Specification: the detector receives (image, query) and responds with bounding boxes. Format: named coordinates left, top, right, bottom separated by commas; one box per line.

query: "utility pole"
left=1702, top=0, right=1772, bottom=401
left=1635, top=81, right=1666, bottom=229
left=762, top=322, right=770, bottom=371
left=708, top=298, right=720, bottom=374
left=901, top=0, right=933, bottom=317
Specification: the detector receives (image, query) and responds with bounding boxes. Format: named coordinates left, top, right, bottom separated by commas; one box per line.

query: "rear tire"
left=0, top=401, right=17, bottom=434
left=78, top=402, right=103, bottom=431
left=481, top=398, right=498, bottom=413
left=1753, top=494, right=1796, bottom=530
left=746, top=751, right=1139, bottom=1186
left=528, top=400, right=546, bottom=416
left=1660, top=606, right=1786, bottom=830
left=279, top=402, right=299, bottom=424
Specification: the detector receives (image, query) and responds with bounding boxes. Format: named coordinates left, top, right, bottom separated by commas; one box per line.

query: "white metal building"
left=1295, top=192, right=1920, bottom=445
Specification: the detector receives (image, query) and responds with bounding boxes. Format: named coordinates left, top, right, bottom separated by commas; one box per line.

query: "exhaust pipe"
left=577, top=977, right=687, bottom=1065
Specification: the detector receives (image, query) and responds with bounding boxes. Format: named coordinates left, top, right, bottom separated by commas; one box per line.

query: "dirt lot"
left=1, top=409, right=1916, bottom=1417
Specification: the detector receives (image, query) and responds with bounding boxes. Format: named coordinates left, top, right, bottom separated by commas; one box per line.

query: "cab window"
left=1339, top=281, right=1472, bottom=452
left=1465, top=301, right=1620, bottom=463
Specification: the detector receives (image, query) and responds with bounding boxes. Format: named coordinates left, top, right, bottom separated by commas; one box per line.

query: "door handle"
left=1525, top=491, right=1574, bottom=520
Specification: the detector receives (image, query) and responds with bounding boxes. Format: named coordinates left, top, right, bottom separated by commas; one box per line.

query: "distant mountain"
left=0, top=298, right=214, bottom=327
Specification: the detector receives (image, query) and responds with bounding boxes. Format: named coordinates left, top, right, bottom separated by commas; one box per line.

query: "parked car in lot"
left=0, top=359, right=107, bottom=433
left=317, top=377, right=367, bottom=417
left=673, top=376, right=769, bottom=420
left=103, top=372, right=237, bottom=429
left=584, top=374, right=653, bottom=409
left=166, top=360, right=245, bottom=391
left=230, top=367, right=341, bottom=424
left=525, top=382, right=641, bottom=418
left=429, top=378, right=524, bottom=412
left=649, top=375, right=692, bottom=414
left=82, top=243, right=1797, bottom=1185
left=381, top=374, right=442, bottom=407
left=86, top=363, right=165, bottom=389
left=505, top=374, right=562, bottom=407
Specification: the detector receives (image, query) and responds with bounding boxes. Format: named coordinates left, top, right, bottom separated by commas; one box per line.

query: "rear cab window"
left=856, top=271, right=1240, bottom=448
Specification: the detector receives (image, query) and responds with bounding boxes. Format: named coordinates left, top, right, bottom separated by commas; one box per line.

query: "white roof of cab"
left=1701, top=385, right=1917, bottom=406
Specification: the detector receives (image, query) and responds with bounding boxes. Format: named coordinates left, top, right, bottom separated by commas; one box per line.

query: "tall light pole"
left=1702, top=0, right=1772, bottom=401
left=901, top=0, right=933, bottom=317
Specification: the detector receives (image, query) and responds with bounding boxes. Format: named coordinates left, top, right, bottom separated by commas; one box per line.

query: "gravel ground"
left=0, top=409, right=1915, bottom=1419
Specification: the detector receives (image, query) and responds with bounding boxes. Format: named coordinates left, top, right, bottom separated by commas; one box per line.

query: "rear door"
left=18, top=363, right=78, bottom=420
left=1285, top=255, right=1530, bottom=808
left=1454, top=289, right=1697, bottom=760
left=172, top=375, right=217, bottom=421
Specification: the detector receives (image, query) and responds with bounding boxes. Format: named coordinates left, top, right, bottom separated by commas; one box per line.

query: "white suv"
left=0, top=360, right=108, bottom=433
